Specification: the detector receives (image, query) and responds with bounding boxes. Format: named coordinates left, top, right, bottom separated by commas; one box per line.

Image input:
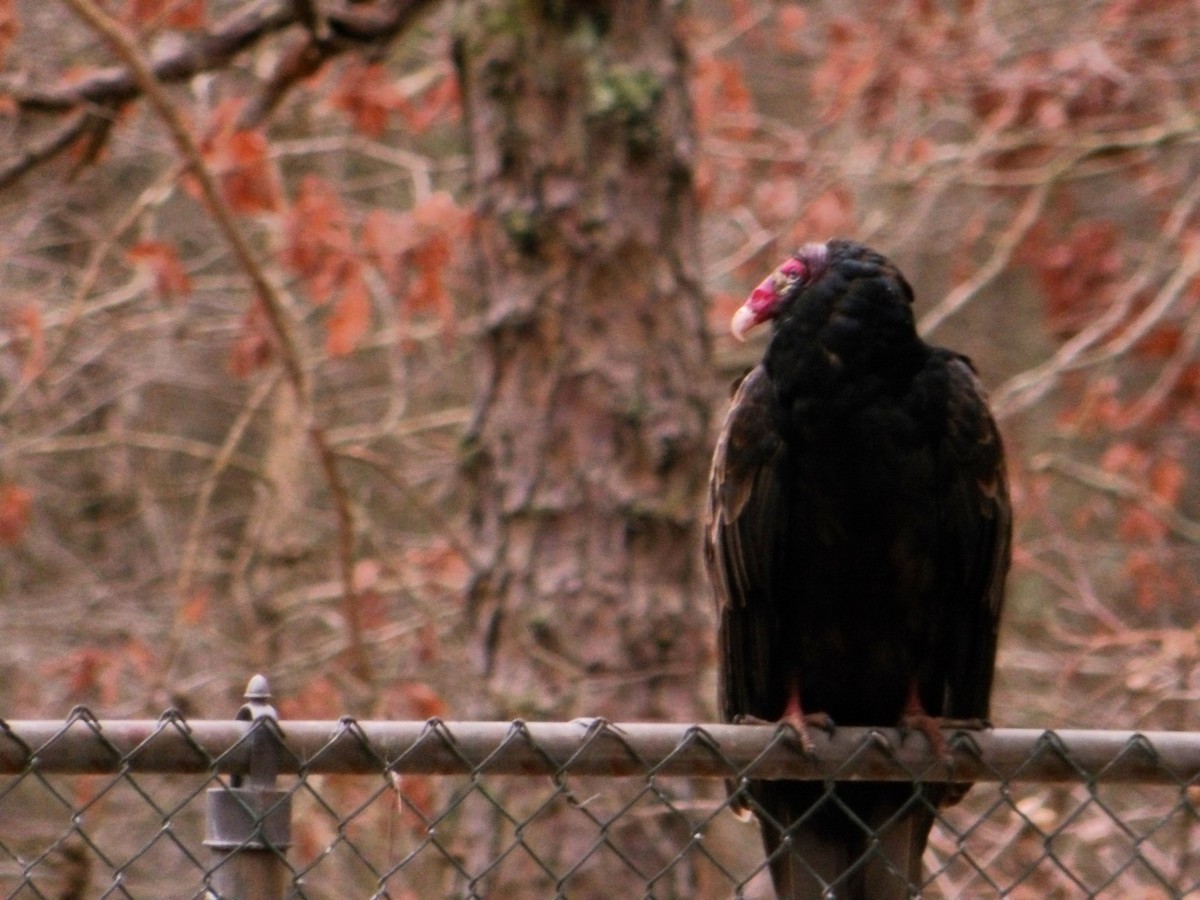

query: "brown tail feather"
left=750, top=781, right=937, bottom=900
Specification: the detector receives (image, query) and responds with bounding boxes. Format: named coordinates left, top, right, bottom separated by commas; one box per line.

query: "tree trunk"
left=453, top=2, right=714, bottom=894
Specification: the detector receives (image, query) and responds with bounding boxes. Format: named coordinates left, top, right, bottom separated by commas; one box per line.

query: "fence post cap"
left=242, top=674, right=273, bottom=703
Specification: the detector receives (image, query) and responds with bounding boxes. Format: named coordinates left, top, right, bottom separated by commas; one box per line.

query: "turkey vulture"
left=705, top=239, right=1011, bottom=899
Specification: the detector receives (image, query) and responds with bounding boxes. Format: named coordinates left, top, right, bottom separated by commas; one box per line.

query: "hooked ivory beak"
left=730, top=304, right=759, bottom=342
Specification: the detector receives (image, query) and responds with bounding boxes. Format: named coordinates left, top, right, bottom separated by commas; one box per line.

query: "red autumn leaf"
left=364, top=192, right=469, bottom=346
left=1149, top=456, right=1185, bottom=506
left=278, top=676, right=343, bottom=720
left=0, top=482, right=32, bottom=545
left=0, top=0, right=19, bottom=67
left=65, top=648, right=104, bottom=699
left=180, top=589, right=208, bottom=626
left=416, top=621, right=440, bottom=664
left=1099, top=440, right=1146, bottom=476
left=397, top=774, right=435, bottom=836
left=283, top=175, right=352, bottom=281
left=279, top=177, right=375, bottom=355
left=398, top=73, right=462, bottom=133
left=789, top=186, right=856, bottom=245
left=407, top=239, right=451, bottom=312
left=1025, top=220, right=1122, bottom=337
left=329, top=61, right=408, bottom=137
left=197, top=101, right=281, bottom=214
left=1135, top=323, right=1184, bottom=359
left=811, top=19, right=879, bottom=125
left=401, top=681, right=447, bottom=720
left=128, top=239, right=192, bottom=300
left=126, top=0, right=205, bottom=29
left=775, top=5, right=808, bottom=54
left=690, top=58, right=755, bottom=135
left=1118, top=506, right=1167, bottom=543
left=9, top=303, right=44, bottom=382
left=362, top=209, right=416, bottom=286
left=406, top=540, right=470, bottom=590
left=228, top=300, right=273, bottom=377
left=356, top=588, right=388, bottom=631
left=220, top=131, right=279, bottom=214
left=325, top=264, right=371, bottom=356
left=1121, top=549, right=1178, bottom=613
left=1057, top=375, right=1125, bottom=432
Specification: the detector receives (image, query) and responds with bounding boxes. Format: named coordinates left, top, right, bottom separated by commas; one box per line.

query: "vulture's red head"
left=731, top=242, right=831, bottom=341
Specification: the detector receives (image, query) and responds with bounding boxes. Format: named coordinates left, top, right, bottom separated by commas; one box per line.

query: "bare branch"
left=3, top=0, right=440, bottom=184
left=14, top=0, right=444, bottom=112
left=1116, top=297, right=1200, bottom=431
left=290, top=0, right=329, bottom=41
left=0, top=109, right=98, bottom=190
left=1032, top=453, right=1200, bottom=545
left=175, top=373, right=280, bottom=603
left=337, top=444, right=483, bottom=575
left=60, top=0, right=374, bottom=685
left=919, top=177, right=1055, bottom=337
left=10, top=0, right=295, bottom=112
left=993, top=178, right=1200, bottom=418
left=10, top=429, right=264, bottom=475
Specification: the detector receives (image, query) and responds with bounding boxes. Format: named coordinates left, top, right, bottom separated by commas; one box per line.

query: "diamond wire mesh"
left=1, top=712, right=1198, bottom=899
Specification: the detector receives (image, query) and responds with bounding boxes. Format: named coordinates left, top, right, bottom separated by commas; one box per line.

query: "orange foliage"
left=197, top=100, right=281, bottom=215
left=774, top=5, right=808, bottom=54
left=127, top=239, right=192, bottom=301
left=228, top=299, right=274, bottom=377
left=0, top=482, right=31, bottom=545
left=330, top=61, right=404, bottom=137
left=328, top=61, right=458, bottom=137
left=690, top=57, right=755, bottom=136
left=1024, top=220, right=1123, bottom=337
left=281, top=175, right=376, bottom=355
left=397, top=681, right=447, bottom=720
left=125, top=0, right=205, bottom=29
left=363, top=191, right=471, bottom=345
left=7, top=303, right=44, bottom=382
left=278, top=676, right=345, bottom=720
left=180, top=588, right=208, bottom=626
left=0, top=0, right=18, bottom=67
left=789, top=187, right=856, bottom=246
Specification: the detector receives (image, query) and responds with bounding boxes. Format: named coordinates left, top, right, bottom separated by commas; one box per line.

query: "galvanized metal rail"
left=3, top=713, right=1197, bottom=784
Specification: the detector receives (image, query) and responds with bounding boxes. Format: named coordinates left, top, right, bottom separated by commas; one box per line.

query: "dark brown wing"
left=936, top=353, right=1011, bottom=721
left=704, top=365, right=785, bottom=725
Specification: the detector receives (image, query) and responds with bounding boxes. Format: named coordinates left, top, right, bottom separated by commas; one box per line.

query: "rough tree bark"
left=453, top=2, right=714, bottom=893
left=455, top=0, right=712, bottom=721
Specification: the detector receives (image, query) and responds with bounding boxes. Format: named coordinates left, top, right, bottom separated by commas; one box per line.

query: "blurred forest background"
left=1, top=0, right=1198, bottom=896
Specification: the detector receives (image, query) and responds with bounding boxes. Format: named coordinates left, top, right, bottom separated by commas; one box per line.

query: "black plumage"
left=705, top=239, right=1011, bottom=899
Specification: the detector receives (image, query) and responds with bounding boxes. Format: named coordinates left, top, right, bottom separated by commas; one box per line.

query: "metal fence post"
left=204, top=674, right=292, bottom=900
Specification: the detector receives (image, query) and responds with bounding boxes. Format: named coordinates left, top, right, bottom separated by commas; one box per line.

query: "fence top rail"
left=1, top=717, right=1198, bottom=784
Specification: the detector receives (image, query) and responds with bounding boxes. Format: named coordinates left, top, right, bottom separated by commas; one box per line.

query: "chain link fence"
left=2, top=676, right=1198, bottom=899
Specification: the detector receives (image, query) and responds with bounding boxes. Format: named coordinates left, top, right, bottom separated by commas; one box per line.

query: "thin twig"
left=5, top=0, right=440, bottom=184
left=1031, top=453, right=1200, bottom=544
left=0, top=165, right=184, bottom=419
left=0, top=109, right=97, bottom=190
left=918, top=177, right=1054, bottom=337
left=9, top=429, right=264, bottom=474
left=62, top=0, right=373, bottom=684
left=993, top=177, right=1200, bottom=418
left=337, top=445, right=483, bottom=576
left=290, top=0, right=329, bottom=40
left=175, top=373, right=280, bottom=602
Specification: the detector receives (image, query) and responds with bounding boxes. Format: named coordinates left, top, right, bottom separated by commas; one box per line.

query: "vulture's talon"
left=941, top=716, right=991, bottom=731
